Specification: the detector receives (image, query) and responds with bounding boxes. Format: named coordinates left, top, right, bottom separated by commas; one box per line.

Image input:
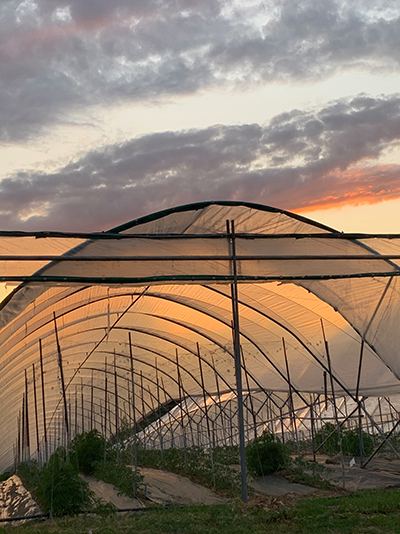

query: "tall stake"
left=140, top=371, right=147, bottom=449
left=196, top=343, right=216, bottom=487
left=211, top=354, right=225, bottom=445
left=176, top=349, right=188, bottom=460
left=241, top=347, right=257, bottom=440
left=39, top=340, right=48, bottom=463
left=90, top=370, right=94, bottom=431
left=81, top=379, right=85, bottom=433
left=321, top=319, right=345, bottom=488
left=21, top=395, right=25, bottom=462
left=53, top=313, right=70, bottom=461
left=128, top=332, right=138, bottom=496
left=227, top=219, right=248, bottom=503
left=104, top=358, right=108, bottom=461
left=282, top=338, right=300, bottom=454
left=17, top=411, right=21, bottom=466
left=155, top=359, right=164, bottom=462
left=355, top=339, right=365, bottom=467
left=114, top=351, right=120, bottom=463
left=24, top=369, right=31, bottom=461
left=74, top=385, right=78, bottom=436
left=32, top=364, right=40, bottom=465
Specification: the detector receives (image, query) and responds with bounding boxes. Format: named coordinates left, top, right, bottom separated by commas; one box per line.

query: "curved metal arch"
left=2, top=282, right=326, bottom=457
left=3, top=282, right=341, bottom=397
left=33, top=327, right=217, bottom=438
left=85, top=351, right=208, bottom=422
left=35, top=292, right=304, bottom=412
left=110, top=200, right=339, bottom=234
left=81, top=364, right=186, bottom=433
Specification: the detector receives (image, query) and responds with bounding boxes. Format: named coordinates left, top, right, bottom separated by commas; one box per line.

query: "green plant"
left=17, top=460, right=41, bottom=488
left=133, top=445, right=241, bottom=495
left=0, top=471, right=11, bottom=482
left=70, top=429, right=107, bottom=475
left=36, top=447, right=94, bottom=516
left=342, top=428, right=374, bottom=456
left=280, top=456, right=332, bottom=490
left=315, top=423, right=374, bottom=456
left=246, top=432, right=290, bottom=477
left=94, top=458, right=143, bottom=498
left=212, top=445, right=239, bottom=465
left=93, top=499, right=117, bottom=518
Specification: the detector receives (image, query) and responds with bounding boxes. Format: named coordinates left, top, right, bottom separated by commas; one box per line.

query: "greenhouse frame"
left=2, top=200, right=400, bottom=501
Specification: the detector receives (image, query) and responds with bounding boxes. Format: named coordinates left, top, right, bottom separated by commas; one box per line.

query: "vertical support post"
left=24, top=370, right=31, bottom=462
left=227, top=219, right=248, bottom=503
left=355, top=339, right=364, bottom=467
left=140, top=371, right=147, bottom=449
left=196, top=343, right=216, bottom=487
left=104, top=358, right=108, bottom=462
left=323, top=372, right=328, bottom=409
left=81, top=379, right=85, bottom=434
left=114, top=352, right=120, bottom=463
left=128, top=332, right=138, bottom=496
left=280, top=407, right=285, bottom=443
left=310, top=395, right=316, bottom=462
left=68, top=395, right=72, bottom=439
left=241, top=347, right=257, bottom=440
left=39, top=340, right=48, bottom=464
left=282, top=338, right=300, bottom=454
left=321, top=319, right=345, bottom=488
left=211, top=354, right=225, bottom=446
left=74, top=386, right=78, bottom=436
left=17, top=411, right=21, bottom=466
left=32, top=364, right=40, bottom=465
left=176, top=349, right=188, bottom=462
left=90, top=370, right=94, bottom=431
left=53, top=313, right=70, bottom=461
left=155, top=358, right=164, bottom=462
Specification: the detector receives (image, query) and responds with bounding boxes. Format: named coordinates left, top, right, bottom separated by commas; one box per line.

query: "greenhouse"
left=2, top=200, right=400, bottom=501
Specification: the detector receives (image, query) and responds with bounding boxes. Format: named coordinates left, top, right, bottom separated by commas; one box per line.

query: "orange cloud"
left=286, top=165, right=400, bottom=213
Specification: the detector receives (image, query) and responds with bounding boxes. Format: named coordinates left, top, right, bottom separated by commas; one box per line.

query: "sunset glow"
left=0, top=1, right=399, bottom=233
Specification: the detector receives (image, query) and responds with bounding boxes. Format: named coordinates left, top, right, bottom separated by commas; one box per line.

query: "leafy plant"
left=315, top=423, right=373, bottom=456
left=36, top=447, right=94, bottom=516
left=0, top=471, right=11, bottom=482
left=17, top=460, right=41, bottom=490
left=212, top=445, right=239, bottom=466
left=280, top=456, right=332, bottom=490
left=246, top=432, right=290, bottom=477
left=70, top=429, right=107, bottom=475
left=93, top=458, right=143, bottom=498
left=342, top=428, right=374, bottom=457
left=133, top=445, right=241, bottom=495
left=18, top=449, right=94, bottom=517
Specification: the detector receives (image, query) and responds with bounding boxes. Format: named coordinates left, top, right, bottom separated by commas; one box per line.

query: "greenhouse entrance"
left=2, top=201, right=400, bottom=502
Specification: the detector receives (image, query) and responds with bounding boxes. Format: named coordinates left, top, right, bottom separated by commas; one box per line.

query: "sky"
left=1, top=0, right=400, bottom=234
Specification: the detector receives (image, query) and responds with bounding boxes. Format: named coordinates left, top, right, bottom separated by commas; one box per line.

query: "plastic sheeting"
left=1, top=201, right=400, bottom=472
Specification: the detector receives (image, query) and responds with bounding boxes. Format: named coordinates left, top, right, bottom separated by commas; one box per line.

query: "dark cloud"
left=0, top=0, right=399, bottom=142
left=1, top=93, right=399, bottom=231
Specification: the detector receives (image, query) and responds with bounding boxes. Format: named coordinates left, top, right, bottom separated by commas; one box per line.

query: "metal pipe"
left=53, top=313, right=70, bottom=460
left=227, top=219, right=248, bottom=503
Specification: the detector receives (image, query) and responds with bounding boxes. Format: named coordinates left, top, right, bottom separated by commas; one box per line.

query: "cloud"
left=1, top=93, right=399, bottom=231
left=1, top=0, right=400, bottom=142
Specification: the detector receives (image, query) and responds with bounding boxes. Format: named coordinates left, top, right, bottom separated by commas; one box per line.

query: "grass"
left=3, top=488, right=400, bottom=533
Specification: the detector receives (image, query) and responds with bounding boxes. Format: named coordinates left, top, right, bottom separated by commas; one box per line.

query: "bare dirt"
left=138, top=467, right=227, bottom=505
left=80, top=475, right=145, bottom=509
